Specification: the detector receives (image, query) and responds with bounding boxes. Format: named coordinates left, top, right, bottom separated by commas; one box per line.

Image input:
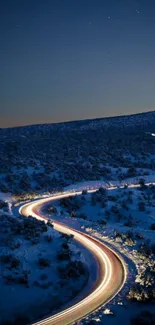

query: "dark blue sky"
left=1, top=0, right=155, bottom=127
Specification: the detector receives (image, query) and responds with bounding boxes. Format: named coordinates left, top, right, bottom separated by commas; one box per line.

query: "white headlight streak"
left=19, top=191, right=127, bottom=325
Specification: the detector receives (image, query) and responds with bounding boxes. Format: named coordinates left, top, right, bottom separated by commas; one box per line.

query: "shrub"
left=138, top=201, right=145, bottom=211
left=11, top=240, right=21, bottom=250
left=47, top=220, right=54, bottom=228
left=0, top=200, right=8, bottom=211
left=71, top=211, right=77, bottom=218
left=18, top=274, right=28, bottom=285
left=38, top=257, right=50, bottom=267
left=57, top=250, right=71, bottom=261
left=31, top=238, right=39, bottom=245
left=60, top=233, right=74, bottom=241
left=40, top=273, right=48, bottom=281
left=111, top=205, right=119, bottom=214
left=48, top=205, right=57, bottom=213
left=62, top=242, right=69, bottom=250
left=10, top=256, right=20, bottom=268
left=44, top=234, right=53, bottom=242
left=136, top=233, right=144, bottom=239
left=124, top=218, right=135, bottom=227
left=98, top=219, right=107, bottom=225
left=139, top=178, right=145, bottom=187
left=98, top=187, right=106, bottom=194
left=108, top=195, right=117, bottom=201
left=138, top=242, right=152, bottom=257
left=1, top=254, right=12, bottom=263
left=3, top=273, right=14, bottom=283
left=131, top=311, right=155, bottom=325
left=151, top=243, right=155, bottom=255
left=151, top=223, right=155, bottom=230
left=58, top=261, right=87, bottom=279
left=77, top=213, right=87, bottom=220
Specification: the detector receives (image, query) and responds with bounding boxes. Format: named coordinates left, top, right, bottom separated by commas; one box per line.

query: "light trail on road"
left=20, top=191, right=127, bottom=325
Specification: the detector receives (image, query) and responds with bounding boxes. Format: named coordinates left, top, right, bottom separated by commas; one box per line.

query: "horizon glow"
left=0, top=0, right=155, bottom=127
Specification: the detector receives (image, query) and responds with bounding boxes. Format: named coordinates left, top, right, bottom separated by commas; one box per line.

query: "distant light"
left=145, top=132, right=155, bottom=137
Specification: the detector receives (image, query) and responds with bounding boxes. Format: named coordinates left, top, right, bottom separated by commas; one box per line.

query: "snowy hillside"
left=0, top=111, right=155, bottom=198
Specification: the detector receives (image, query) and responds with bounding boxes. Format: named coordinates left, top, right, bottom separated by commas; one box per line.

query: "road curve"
left=19, top=192, right=127, bottom=325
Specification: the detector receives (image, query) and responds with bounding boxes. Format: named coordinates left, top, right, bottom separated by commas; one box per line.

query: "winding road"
left=20, top=191, right=127, bottom=325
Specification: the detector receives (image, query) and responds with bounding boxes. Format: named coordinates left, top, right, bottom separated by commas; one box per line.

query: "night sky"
left=1, top=0, right=155, bottom=127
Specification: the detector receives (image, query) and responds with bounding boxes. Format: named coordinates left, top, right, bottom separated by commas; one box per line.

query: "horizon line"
left=1, top=109, right=155, bottom=129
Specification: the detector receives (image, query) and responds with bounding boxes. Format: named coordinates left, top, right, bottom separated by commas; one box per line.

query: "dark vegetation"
left=0, top=209, right=89, bottom=325
left=0, top=111, right=155, bottom=198
left=131, top=311, right=155, bottom=325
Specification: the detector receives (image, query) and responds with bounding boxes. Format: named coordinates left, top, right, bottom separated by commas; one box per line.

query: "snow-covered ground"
left=0, top=178, right=155, bottom=325
left=44, top=182, right=155, bottom=325
left=1, top=109, right=155, bottom=324
left=0, top=208, right=90, bottom=325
